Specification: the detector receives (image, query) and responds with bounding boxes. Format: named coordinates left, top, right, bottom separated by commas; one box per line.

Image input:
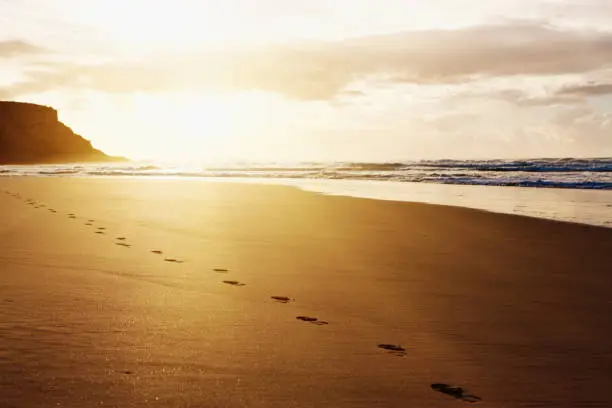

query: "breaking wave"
left=1, top=158, right=611, bottom=190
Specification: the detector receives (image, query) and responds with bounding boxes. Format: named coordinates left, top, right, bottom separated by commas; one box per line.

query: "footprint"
left=116, top=237, right=127, bottom=241
left=151, top=250, right=163, bottom=255
left=164, top=258, right=184, bottom=263
left=97, top=227, right=106, bottom=230
left=222, top=280, right=245, bottom=286
left=296, top=316, right=329, bottom=325
left=85, top=223, right=93, bottom=226
left=271, top=296, right=292, bottom=303
left=88, top=219, right=95, bottom=222
left=95, top=231, right=105, bottom=235
left=378, top=344, right=407, bottom=356
left=115, top=242, right=131, bottom=248
left=431, top=384, right=482, bottom=403
left=213, top=268, right=229, bottom=273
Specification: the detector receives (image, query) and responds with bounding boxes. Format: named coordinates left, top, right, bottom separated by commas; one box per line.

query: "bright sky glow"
left=1, top=0, right=611, bottom=161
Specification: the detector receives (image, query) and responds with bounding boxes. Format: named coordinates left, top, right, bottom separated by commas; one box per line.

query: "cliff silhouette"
left=0, top=101, right=125, bottom=164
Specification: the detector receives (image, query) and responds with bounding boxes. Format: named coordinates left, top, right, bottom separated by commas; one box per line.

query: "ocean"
left=1, top=157, right=611, bottom=228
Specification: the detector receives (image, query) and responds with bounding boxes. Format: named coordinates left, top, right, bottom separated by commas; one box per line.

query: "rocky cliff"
left=0, top=101, right=124, bottom=164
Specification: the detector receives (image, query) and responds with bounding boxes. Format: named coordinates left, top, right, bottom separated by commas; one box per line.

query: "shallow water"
left=194, top=178, right=612, bottom=228
left=290, top=179, right=612, bottom=228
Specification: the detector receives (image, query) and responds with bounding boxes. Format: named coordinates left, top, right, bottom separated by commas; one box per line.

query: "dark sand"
left=1, top=177, right=611, bottom=407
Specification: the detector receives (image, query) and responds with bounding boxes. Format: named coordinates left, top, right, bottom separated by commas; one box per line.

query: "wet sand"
left=1, top=177, right=611, bottom=407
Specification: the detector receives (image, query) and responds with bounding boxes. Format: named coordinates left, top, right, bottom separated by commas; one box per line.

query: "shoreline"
left=202, top=177, right=612, bottom=229
left=1, top=174, right=611, bottom=228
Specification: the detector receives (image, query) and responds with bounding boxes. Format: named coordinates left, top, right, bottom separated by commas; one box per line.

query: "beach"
left=1, top=176, right=612, bottom=407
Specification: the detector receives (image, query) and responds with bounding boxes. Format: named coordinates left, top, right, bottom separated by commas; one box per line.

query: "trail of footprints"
left=1, top=189, right=482, bottom=403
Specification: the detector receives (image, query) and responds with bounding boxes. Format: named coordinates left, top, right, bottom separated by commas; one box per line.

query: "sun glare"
left=65, top=91, right=279, bottom=162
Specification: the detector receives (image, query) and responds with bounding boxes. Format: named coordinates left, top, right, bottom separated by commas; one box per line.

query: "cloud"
left=473, top=89, right=585, bottom=107
left=413, top=102, right=612, bottom=158
left=0, top=40, right=43, bottom=58
left=557, top=83, right=612, bottom=96
left=536, top=0, right=612, bottom=28
left=319, top=23, right=612, bottom=83
left=549, top=107, right=612, bottom=154
left=5, top=22, right=612, bottom=100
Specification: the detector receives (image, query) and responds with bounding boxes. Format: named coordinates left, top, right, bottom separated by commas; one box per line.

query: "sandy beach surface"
left=1, top=177, right=611, bottom=408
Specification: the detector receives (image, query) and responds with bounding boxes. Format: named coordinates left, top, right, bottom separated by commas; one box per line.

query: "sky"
left=1, top=0, right=612, bottom=162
